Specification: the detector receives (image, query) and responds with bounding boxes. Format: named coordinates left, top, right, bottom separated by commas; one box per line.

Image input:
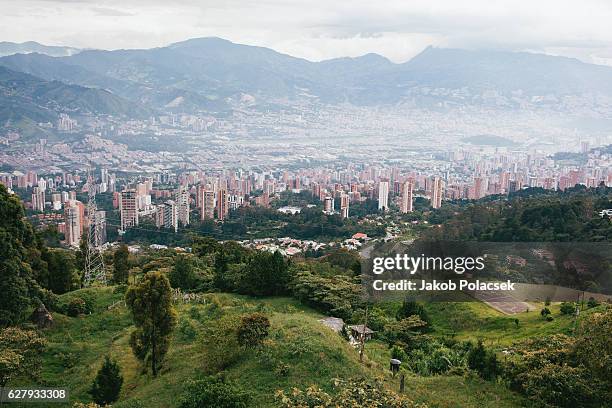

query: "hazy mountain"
left=0, top=41, right=80, bottom=57
left=0, top=66, right=150, bottom=129
left=2, top=38, right=612, bottom=111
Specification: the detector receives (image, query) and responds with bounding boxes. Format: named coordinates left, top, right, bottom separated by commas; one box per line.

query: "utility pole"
left=84, top=171, right=107, bottom=286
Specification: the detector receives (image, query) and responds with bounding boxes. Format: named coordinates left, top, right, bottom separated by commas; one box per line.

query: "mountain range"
left=2, top=37, right=612, bottom=128
left=0, top=41, right=80, bottom=58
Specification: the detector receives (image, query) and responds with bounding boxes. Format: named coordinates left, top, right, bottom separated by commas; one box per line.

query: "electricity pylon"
left=84, top=173, right=107, bottom=286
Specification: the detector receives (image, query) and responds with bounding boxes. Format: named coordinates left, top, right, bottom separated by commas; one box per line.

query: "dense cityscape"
left=2, top=2, right=612, bottom=406
left=1, top=107, right=611, bottom=252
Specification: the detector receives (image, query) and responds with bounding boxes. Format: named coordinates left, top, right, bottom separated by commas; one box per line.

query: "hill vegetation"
left=1, top=184, right=611, bottom=407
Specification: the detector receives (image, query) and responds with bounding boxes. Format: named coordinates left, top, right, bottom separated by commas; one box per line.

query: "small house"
left=349, top=324, right=374, bottom=341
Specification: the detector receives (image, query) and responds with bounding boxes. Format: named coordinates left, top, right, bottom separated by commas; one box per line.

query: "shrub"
left=390, top=345, right=407, bottom=362
left=66, top=297, right=88, bottom=317
left=540, top=307, right=551, bottom=319
left=276, top=378, right=424, bottom=407
left=90, top=356, right=123, bottom=406
left=587, top=297, right=600, bottom=308
left=177, top=318, right=198, bottom=341
left=519, top=364, right=603, bottom=408
left=559, top=302, right=575, bottom=315
left=237, top=313, right=270, bottom=348
left=467, top=340, right=498, bottom=380
left=178, top=376, right=250, bottom=408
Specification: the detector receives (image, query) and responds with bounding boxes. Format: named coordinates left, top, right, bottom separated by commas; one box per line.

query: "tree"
left=179, top=376, right=250, bottom=408
left=239, top=251, right=289, bottom=296
left=125, top=271, right=177, bottom=376
left=236, top=313, right=270, bottom=348
left=0, top=327, right=46, bottom=387
left=76, top=234, right=88, bottom=277
left=90, top=356, right=123, bottom=405
left=169, top=255, right=196, bottom=290
left=395, top=299, right=430, bottom=326
left=0, top=185, right=40, bottom=327
left=113, top=245, right=130, bottom=284
left=383, top=315, right=428, bottom=346
left=42, top=249, right=77, bottom=294
left=467, top=340, right=498, bottom=380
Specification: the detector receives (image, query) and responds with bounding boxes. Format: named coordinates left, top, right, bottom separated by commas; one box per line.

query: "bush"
left=90, top=356, right=123, bottom=406
left=560, top=302, right=575, bottom=315
left=519, top=364, right=603, bottom=408
left=587, top=297, right=600, bottom=308
left=467, top=340, right=498, bottom=380
left=177, top=318, right=198, bottom=341
left=540, top=307, right=551, bottom=319
left=390, top=345, right=407, bottom=362
left=66, top=297, right=88, bottom=317
left=113, top=400, right=145, bottom=408
left=396, top=299, right=431, bottom=326
left=237, top=313, right=270, bottom=348
left=502, top=333, right=610, bottom=406
left=178, top=376, right=250, bottom=408
left=276, top=378, right=423, bottom=407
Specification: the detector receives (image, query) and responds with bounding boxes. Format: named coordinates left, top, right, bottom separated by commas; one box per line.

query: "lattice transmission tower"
left=84, top=172, right=107, bottom=286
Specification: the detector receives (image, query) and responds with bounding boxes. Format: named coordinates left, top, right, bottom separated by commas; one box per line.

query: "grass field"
left=13, top=287, right=602, bottom=407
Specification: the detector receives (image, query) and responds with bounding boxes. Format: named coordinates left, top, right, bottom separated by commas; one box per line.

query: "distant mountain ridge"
left=0, top=65, right=149, bottom=132
left=2, top=37, right=612, bottom=112
left=0, top=41, right=81, bottom=57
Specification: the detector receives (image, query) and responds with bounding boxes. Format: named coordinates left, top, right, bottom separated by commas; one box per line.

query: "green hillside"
left=8, top=285, right=546, bottom=408
left=27, top=288, right=380, bottom=407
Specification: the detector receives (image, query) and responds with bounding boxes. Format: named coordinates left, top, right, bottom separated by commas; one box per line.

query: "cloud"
left=2, top=0, right=612, bottom=64
left=91, top=7, right=134, bottom=17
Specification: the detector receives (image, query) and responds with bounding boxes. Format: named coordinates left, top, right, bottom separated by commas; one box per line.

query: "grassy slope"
left=32, top=289, right=377, bottom=408
left=25, top=287, right=599, bottom=408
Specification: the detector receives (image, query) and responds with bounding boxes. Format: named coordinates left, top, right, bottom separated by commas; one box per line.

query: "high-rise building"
left=65, top=201, right=81, bottom=247
left=31, top=186, right=45, bottom=212
left=51, top=193, right=62, bottom=210
left=324, top=196, right=334, bottom=214
left=120, top=189, right=138, bottom=231
left=176, top=186, right=190, bottom=226
left=216, top=188, right=228, bottom=221
left=340, top=193, right=350, bottom=218
left=431, top=177, right=444, bottom=209
left=156, top=201, right=178, bottom=232
left=378, top=180, right=389, bottom=211
left=200, top=189, right=215, bottom=220
left=400, top=180, right=414, bottom=213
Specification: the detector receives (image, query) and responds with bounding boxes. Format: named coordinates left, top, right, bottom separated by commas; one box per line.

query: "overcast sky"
left=2, top=0, right=612, bottom=64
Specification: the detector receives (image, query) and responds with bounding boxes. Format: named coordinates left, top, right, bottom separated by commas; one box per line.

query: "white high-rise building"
left=31, top=186, right=45, bottom=212
left=378, top=180, right=389, bottom=211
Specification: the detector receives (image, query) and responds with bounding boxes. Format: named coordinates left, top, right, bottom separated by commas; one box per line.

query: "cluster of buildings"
left=3, top=137, right=612, bottom=246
